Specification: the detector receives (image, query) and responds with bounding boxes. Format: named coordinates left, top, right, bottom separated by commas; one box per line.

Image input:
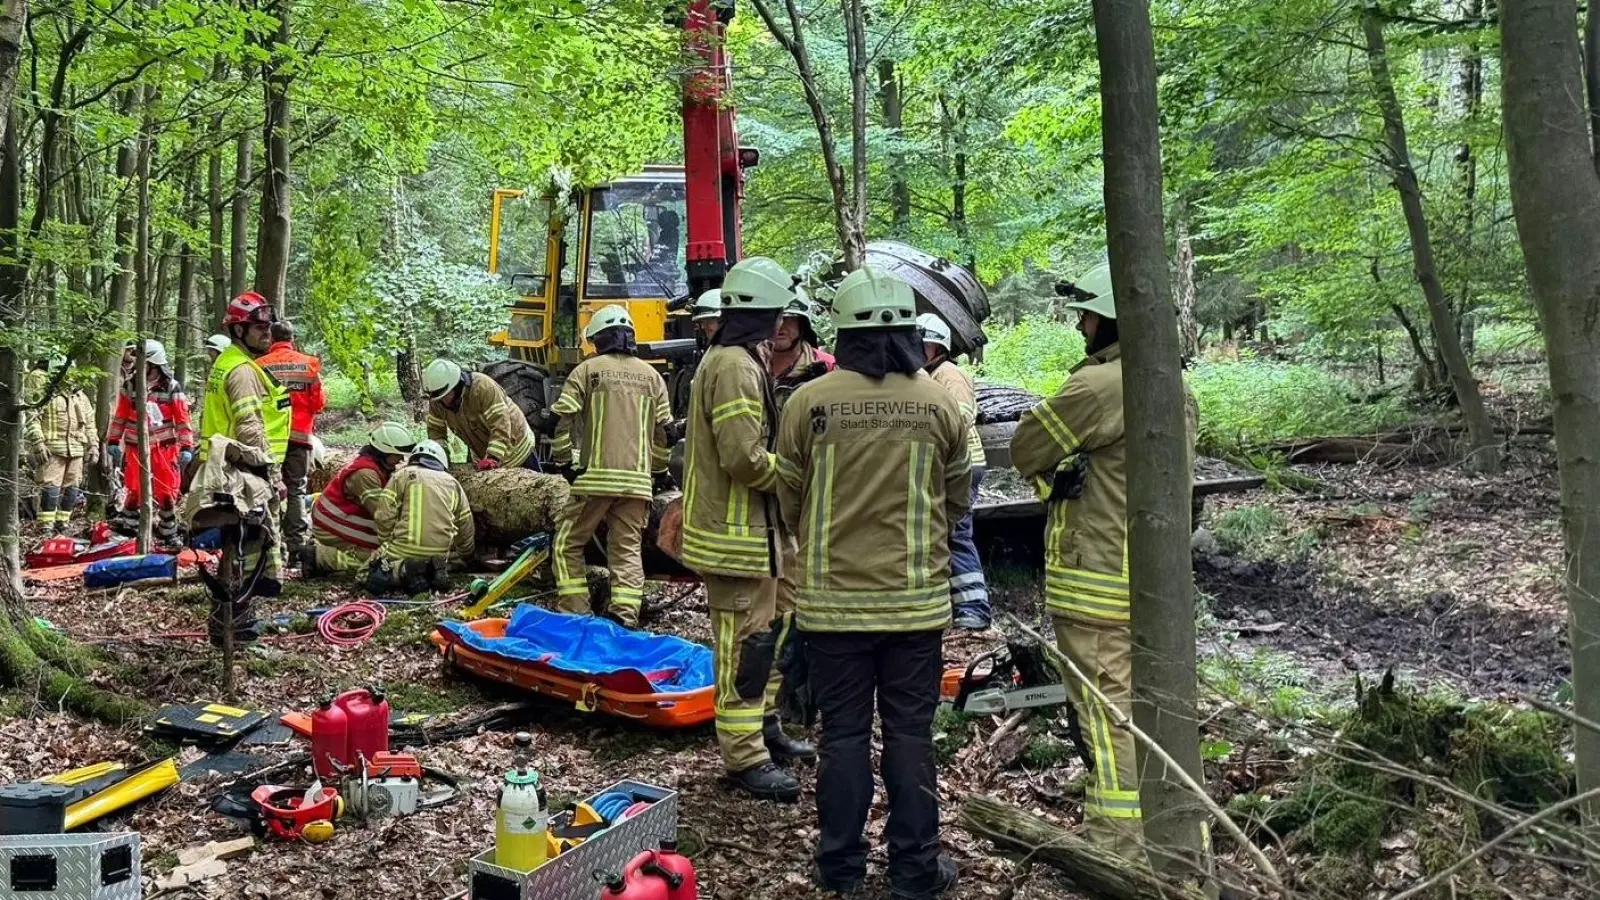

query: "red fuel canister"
left=335, top=688, right=390, bottom=764
left=653, top=841, right=697, bottom=900
left=310, top=698, right=349, bottom=779
left=600, top=851, right=670, bottom=900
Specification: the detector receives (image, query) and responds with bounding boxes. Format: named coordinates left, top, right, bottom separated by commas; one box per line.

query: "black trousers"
left=806, top=628, right=944, bottom=893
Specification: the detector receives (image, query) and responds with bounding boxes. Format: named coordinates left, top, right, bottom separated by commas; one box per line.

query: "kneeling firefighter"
left=307, top=422, right=414, bottom=574
left=682, top=256, right=814, bottom=803
left=368, top=440, right=475, bottom=594
left=1009, top=261, right=1197, bottom=864
left=775, top=267, right=971, bottom=899
left=549, top=305, right=672, bottom=627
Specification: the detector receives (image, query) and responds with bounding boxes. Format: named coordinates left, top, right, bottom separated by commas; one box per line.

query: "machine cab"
left=488, top=166, right=690, bottom=368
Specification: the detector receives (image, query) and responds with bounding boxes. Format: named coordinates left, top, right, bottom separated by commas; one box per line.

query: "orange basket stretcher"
left=431, top=616, right=715, bottom=729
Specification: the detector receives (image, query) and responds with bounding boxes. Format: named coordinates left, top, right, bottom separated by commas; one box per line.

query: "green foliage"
left=934, top=705, right=976, bottom=763
left=1190, top=359, right=1408, bottom=452
left=1209, top=505, right=1287, bottom=557
left=975, top=317, right=1085, bottom=395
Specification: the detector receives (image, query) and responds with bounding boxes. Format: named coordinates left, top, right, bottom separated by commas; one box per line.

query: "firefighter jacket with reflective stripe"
left=312, top=453, right=392, bottom=552
left=256, top=341, right=326, bottom=445
left=775, top=370, right=973, bottom=633
left=202, top=343, right=291, bottom=464
left=375, top=460, right=475, bottom=562
left=426, top=373, right=534, bottom=468
left=682, top=344, right=783, bottom=578
left=1009, top=345, right=1197, bottom=623
left=108, top=380, right=193, bottom=451
left=927, top=359, right=986, bottom=466
left=550, top=353, right=671, bottom=499
left=25, top=386, right=97, bottom=458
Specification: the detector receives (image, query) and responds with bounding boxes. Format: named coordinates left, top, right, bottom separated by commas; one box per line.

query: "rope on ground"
left=317, top=600, right=388, bottom=647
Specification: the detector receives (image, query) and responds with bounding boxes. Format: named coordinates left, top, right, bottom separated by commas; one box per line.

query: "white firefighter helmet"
left=831, top=266, right=917, bottom=330
left=584, top=304, right=635, bottom=340
left=205, top=334, right=231, bottom=354
left=691, top=290, right=722, bottom=321
left=422, top=359, right=463, bottom=399
left=368, top=421, right=415, bottom=456
left=916, top=313, right=952, bottom=350
left=412, top=439, right=448, bottom=467
left=720, top=257, right=796, bottom=311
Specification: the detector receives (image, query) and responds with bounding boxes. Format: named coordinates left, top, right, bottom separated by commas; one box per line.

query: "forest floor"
left=0, top=368, right=1572, bottom=900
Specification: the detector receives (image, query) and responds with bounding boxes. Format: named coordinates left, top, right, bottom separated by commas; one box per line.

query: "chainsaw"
left=949, top=639, right=1095, bottom=772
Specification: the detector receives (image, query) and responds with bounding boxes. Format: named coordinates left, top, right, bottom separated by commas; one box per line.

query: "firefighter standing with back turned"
left=421, top=358, right=538, bottom=470
left=256, top=320, right=326, bottom=567
left=776, top=266, right=970, bottom=899
left=1009, top=261, right=1197, bottom=864
left=916, top=313, right=991, bottom=629
left=549, top=305, right=672, bottom=627
left=682, top=256, right=811, bottom=803
left=202, top=292, right=293, bottom=593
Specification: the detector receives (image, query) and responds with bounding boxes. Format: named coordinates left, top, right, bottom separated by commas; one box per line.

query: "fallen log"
left=959, top=795, right=1204, bottom=900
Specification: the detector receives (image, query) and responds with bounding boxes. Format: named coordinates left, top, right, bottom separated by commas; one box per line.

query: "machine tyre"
left=480, top=360, right=549, bottom=432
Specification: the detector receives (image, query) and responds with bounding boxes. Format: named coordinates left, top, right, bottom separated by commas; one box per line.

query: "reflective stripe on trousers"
left=553, top=494, right=649, bottom=627
left=706, top=574, right=779, bottom=773
left=1051, top=614, right=1145, bottom=864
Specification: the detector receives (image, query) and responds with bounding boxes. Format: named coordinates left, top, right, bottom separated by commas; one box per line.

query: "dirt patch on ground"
left=1196, top=550, right=1567, bottom=699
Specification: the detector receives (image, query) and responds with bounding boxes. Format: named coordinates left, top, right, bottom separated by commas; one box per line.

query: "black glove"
left=556, top=465, right=579, bottom=484
left=532, top=407, right=561, bottom=437
left=1050, top=454, right=1090, bottom=501
left=663, top=419, right=686, bottom=445
left=652, top=470, right=676, bottom=494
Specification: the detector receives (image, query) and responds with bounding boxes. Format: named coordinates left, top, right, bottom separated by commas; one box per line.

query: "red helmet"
left=224, top=291, right=273, bottom=327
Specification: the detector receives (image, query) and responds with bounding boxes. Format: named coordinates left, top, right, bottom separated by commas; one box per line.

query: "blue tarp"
left=439, top=605, right=713, bottom=693
left=84, top=553, right=177, bottom=588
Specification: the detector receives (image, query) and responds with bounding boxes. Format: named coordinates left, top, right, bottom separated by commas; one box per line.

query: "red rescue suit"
left=107, top=381, right=194, bottom=509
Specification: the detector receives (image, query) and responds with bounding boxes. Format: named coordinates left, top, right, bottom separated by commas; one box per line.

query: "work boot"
left=764, top=715, right=816, bottom=764
left=154, top=511, right=180, bottom=545
left=109, top=507, right=138, bottom=536
left=889, top=854, right=959, bottom=900
left=728, top=761, right=800, bottom=803
left=812, top=863, right=864, bottom=897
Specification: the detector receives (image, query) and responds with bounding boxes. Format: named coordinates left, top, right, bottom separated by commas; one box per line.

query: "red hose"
left=317, top=601, right=388, bottom=647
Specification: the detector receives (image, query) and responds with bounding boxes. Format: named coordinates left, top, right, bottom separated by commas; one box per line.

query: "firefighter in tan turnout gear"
left=23, top=359, right=98, bottom=535
left=917, top=313, right=990, bottom=629
left=308, top=422, right=414, bottom=574
left=682, top=256, right=814, bottom=803
left=422, top=358, right=538, bottom=470
left=369, top=439, right=475, bottom=595
left=549, top=305, right=672, bottom=627
left=1009, top=261, right=1197, bottom=864
left=776, top=267, right=970, bottom=899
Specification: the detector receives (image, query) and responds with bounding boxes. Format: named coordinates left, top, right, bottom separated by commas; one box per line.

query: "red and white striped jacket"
left=311, top=453, right=392, bottom=552
left=107, top=381, right=194, bottom=450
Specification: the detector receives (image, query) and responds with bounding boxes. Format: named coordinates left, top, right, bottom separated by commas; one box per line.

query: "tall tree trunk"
left=96, top=92, right=138, bottom=515
left=1, top=109, right=23, bottom=586
left=876, top=59, right=911, bottom=233
left=1452, top=0, right=1483, bottom=357
left=230, top=126, right=253, bottom=298
left=207, top=86, right=226, bottom=327
left=843, top=0, right=868, bottom=246
left=1502, top=0, right=1600, bottom=861
left=254, top=0, right=292, bottom=313
left=1360, top=8, right=1498, bottom=473
left=1093, top=0, right=1207, bottom=881
left=0, top=0, right=25, bottom=148
left=176, top=158, right=200, bottom=386
left=747, top=0, right=865, bottom=268
left=940, top=96, right=973, bottom=268
left=1173, top=197, right=1200, bottom=362
left=132, top=98, right=153, bottom=554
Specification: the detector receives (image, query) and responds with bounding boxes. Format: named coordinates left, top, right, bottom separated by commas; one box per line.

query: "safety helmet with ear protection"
left=1059, top=262, right=1117, bottom=320
left=720, top=257, right=796, bottom=311
left=368, top=421, right=416, bottom=456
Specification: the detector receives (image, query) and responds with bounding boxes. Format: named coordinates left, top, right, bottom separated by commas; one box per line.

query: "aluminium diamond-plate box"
left=468, top=780, right=677, bottom=900
left=0, top=832, right=141, bottom=900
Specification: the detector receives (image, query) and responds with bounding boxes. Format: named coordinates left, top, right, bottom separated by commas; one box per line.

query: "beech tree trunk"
left=254, top=0, right=292, bottom=313
left=1361, top=9, right=1498, bottom=473
left=877, top=59, right=911, bottom=232
left=1173, top=197, right=1200, bottom=362
left=0, top=0, right=24, bottom=148
left=1, top=109, right=23, bottom=584
left=1502, top=0, right=1600, bottom=860
left=132, top=89, right=154, bottom=553
left=208, top=58, right=227, bottom=324
left=1093, top=0, right=1207, bottom=880
left=175, top=160, right=199, bottom=385
left=96, top=92, right=138, bottom=511
left=230, top=127, right=253, bottom=298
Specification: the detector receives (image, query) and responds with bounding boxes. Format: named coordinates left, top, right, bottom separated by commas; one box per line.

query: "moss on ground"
left=373, top=610, right=443, bottom=648
left=1229, top=675, right=1572, bottom=896
left=376, top=679, right=484, bottom=716
left=934, top=706, right=976, bottom=764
